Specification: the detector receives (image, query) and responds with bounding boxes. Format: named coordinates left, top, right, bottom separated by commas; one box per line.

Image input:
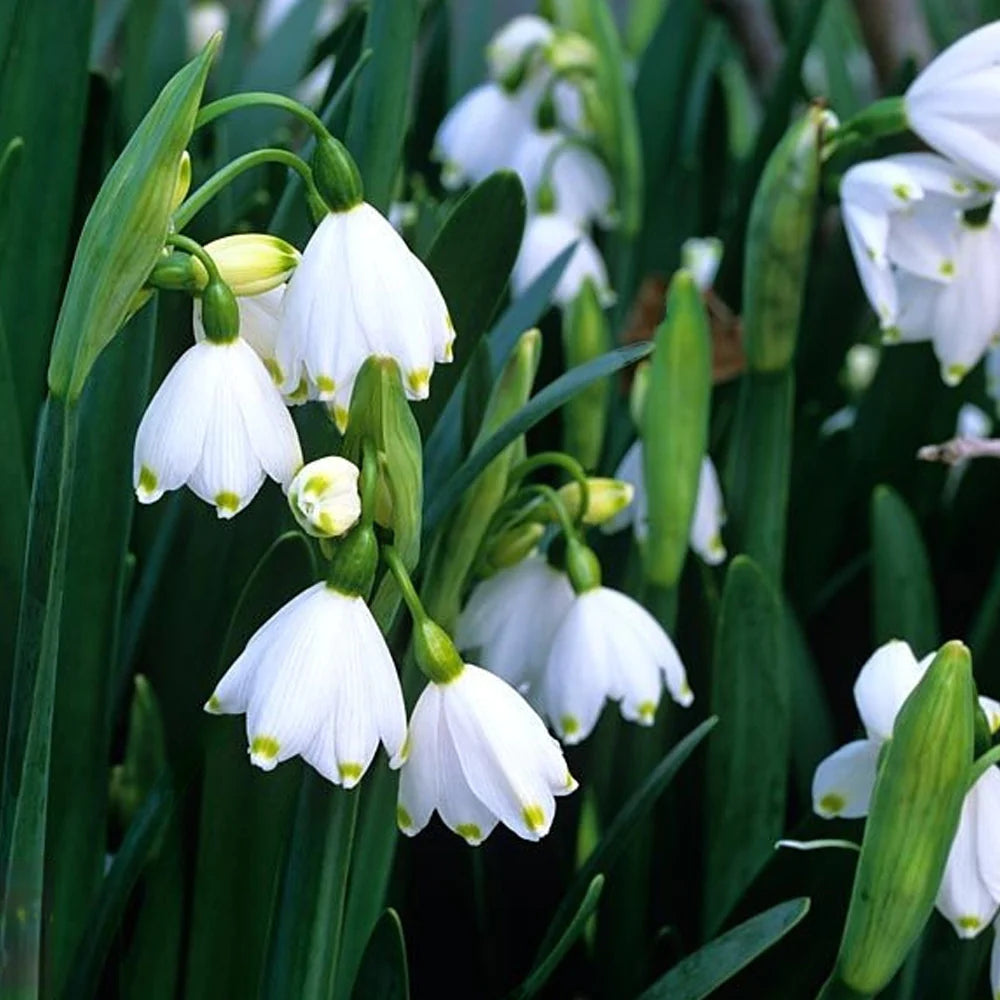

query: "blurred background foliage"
left=3, top=0, right=1000, bottom=997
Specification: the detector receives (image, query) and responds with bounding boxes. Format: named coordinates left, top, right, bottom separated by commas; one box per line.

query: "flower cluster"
left=813, top=639, right=1000, bottom=988
left=434, top=14, right=615, bottom=308
left=841, top=22, right=1000, bottom=385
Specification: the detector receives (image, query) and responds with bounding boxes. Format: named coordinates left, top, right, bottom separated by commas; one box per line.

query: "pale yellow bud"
left=194, top=234, right=301, bottom=296
left=288, top=456, right=362, bottom=539
left=534, top=478, right=634, bottom=526
left=172, top=151, right=192, bottom=212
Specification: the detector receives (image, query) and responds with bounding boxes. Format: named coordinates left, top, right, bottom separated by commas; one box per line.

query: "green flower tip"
left=818, top=792, right=846, bottom=817
left=250, top=735, right=280, bottom=769
left=137, top=465, right=158, bottom=498
left=943, top=363, right=967, bottom=387
left=637, top=700, right=658, bottom=723
left=522, top=804, right=547, bottom=833
left=958, top=915, right=981, bottom=933
left=397, top=805, right=414, bottom=830
left=338, top=762, right=363, bottom=787
left=456, top=823, right=484, bottom=844
left=560, top=715, right=580, bottom=736
left=215, top=491, right=241, bottom=515
left=204, top=693, right=222, bottom=714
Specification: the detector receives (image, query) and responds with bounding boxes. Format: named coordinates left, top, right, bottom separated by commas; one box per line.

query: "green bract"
left=47, top=37, right=219, bottom=402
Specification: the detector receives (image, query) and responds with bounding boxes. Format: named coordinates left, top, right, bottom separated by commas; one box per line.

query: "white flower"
left=454, top=554, right=575, bottom=697
left=188, top=2, right=228, bottom=58
left=487, top=15, right=554, bottom=82
left=194, top=286, right=286, bottom=385
left=133, top=337, right=302, bottom=518
left=288, top=456, right=362, bottom=538
left=542, top=586, right=693, bottom=744
left=278, top=203, right=454, bottom=430
left=295, top=56, right=335, bottom=109
left=393, top=664, right=576, bottom=844
left=434, top=82, right=539, bottom=190
left=812, top=639, right=1000, bottom=938
left=510, top=129, right=615, bottom=226
left=681, top=237, right=723, bottom=291
left=206, top=581, right=406, bottom=787
left=602, top=441, right=727, bottom=566
left=905, top=21, right=1000, bottom=186
left=512, top=213, right=614, bottom=308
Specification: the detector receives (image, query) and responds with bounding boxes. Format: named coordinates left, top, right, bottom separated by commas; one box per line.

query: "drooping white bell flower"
left=133, top=337, right=303, bottom=518
left=486, top=14, right=555, bottom=82
left=602, top=441, right=727, bottom=566
left=194, top=286, right=287, bottom=386
left=278, top=203, right=455, bottom=430
left=512, top=212, right=614, bottom=308
left=393, top=663, right=576, bottom=844
left=454, top=553, right=575, bottom=697
left=812, top=639, right=1000, bottom=938
left=510, top=128, right=615, bottom=226
left=287, top=456, right=362, bottom=538
left=206, top=581, right=406, bottom=786
left=893, top=200, right=1000, bottom=384
left=905, top=21, right=1000, bottom=186
left=542, top=585, right=693, bottom=744
left=434, top=81, right=540, bottom=190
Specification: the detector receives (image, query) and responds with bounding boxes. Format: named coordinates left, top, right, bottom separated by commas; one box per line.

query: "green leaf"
left=637, top=898, right=811, bottom=1000
left=45, top=305, right=156, bottom=993
left=704, top=556, right=789, bottom=935
left=424, top=342, right=653, bottom=536
left=350, top=909, right=409, bottom=1000
left=122, top=0, right=186, bottom=130
left=420, top=171, right=528, bottom=435
left=510, top=876, right=605, bottom=1000
left=423, top=240, right=577, bottom=499
left=345, top=0, right=418, bottom=211
left=870, top=484, right=939, bottom=653
left=59, top=777, right=175, bottom=1000
left=0, top=0, right=93, bottom=453
left=48, top=39, right=219, bottom=400
left=185, top=533, right=313, bottom=1000
left=536, top=716, right=718, bottom=959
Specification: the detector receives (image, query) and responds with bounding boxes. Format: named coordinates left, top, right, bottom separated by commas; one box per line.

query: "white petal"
left=352, top=597, right=407, bottom=760
left=133, top=342, right=216, bottom=503
left=853, top=639, right=921, bottom=742
left=602, top=440, right=643, bottom=536
left=486, top=15, right=553, bottom=81
left=396, top=684, right=442, bottom=836
left=976, top=768, right=1000, bottom=903
left=811, top=739, right=880, bottom=818
left=436, top=717, right=499, bottom=845
left=908, top=22, right=1000, bottom=95
left=689, top=456, right=727, bottom=565
left=937, top=785, right=1000, bottom=939
left=981, top=696, right=1000, bottom=735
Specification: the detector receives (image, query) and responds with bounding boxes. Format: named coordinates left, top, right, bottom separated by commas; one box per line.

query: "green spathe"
left=47, top=35, right=220, bottom=401
left=311, top=134, right=363, bottom=213
left=641, top=269, right=711, bottom=587
left=827, top=641, right=974, bottom=996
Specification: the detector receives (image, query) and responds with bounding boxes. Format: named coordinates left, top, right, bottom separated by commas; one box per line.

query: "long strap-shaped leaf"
left=636, top=897, right=811, bottom=1000
left=535, top=716, right=718, bottom=960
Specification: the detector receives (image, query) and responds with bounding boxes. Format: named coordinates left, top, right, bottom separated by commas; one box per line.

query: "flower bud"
left=546, top=30, right=599, bottom=74
left=743, top=105, right=834, bottom=372
left=192, top=234, right=300, bottom=295
left=172, top=150, right=192, bottom=211
left=200, top=278, right=240, bottom=343
left=826, top=641, right=974, bottom=995
left=288, top=456, right=362, bottom=539
left=534, top=478, right=633, bottom=526
left=147, top=250, right=204, bottom=293
left=312, top=134, right=363, bottom=214
left=629, top=359, right=650, bottom=431
left=479, top=522, right=545, bottom=575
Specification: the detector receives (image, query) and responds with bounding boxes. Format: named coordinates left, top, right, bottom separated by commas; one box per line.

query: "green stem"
left=164, top=233, right=220, bottom=284
left=195, top=91, right=327, bottom=137
left=381, top=545, right=425, bottom=625
left=172, top=148, right=320, bottom=230
left=507, top=450, right=590, bottom=527
left=519, top=483, right=580, bottom=544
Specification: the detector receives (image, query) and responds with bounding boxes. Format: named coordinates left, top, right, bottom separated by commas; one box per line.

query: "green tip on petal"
left=215, top=491, right=241, bottom=516
left=264, top=358, right=284, bottom=385
left=456, top=822, right=484, bottom=844
left=818, top=792, right=846, bottom=816
left=250, top=735, right=280, bottom=769
left=204, top=694, right=222, bottom=714
left=333, top=405, right=350, bottom=433
left=637, top=700, right=658, bottom=723
left=560, top=715, right=580, bottom=737
left=137, top=464, right=158, bottom=497
left=406, top=367, right=431, bottom=396
left=315, top=374, right=336, bottom=394
left=881, top=326, right=901, bottom=344
left=397, top=805, right=413, bottom=830
left=938, top=259, right=956, bottom=278
left=958, top=915, right=981, bottom=933
left=522, top=803, right=547, bottom=833
left=338, top=762, right=363, bottom=785
left=943, top=363, right=967, bottom=387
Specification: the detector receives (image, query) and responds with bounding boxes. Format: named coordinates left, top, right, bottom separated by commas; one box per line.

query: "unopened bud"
left=312, top=134, right=363, bottom=214
left=193, top=234, right=300, bottom=295
left=289, top=456, right=362, bottom=539
left=479, top=522, right=545, bottom=574
left=535, top=478, right=633, bottom=526
left=172, top=151, right=192, bottom=212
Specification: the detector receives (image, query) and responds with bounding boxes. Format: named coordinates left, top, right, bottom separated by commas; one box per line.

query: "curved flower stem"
left=172, top=148, right=320, bottom=230
left=163, top=232, right=219, bottom=285
left=380, top=544, right=425, bottom=624
left=194, top=90, right=328, bottom=137
left=518, top=483, right=580, bottom=544
left=507, top=450, right=590, bottom=528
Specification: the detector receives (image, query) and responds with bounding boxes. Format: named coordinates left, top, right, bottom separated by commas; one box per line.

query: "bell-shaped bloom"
left=454, top=554, right=575, bottom=697
left=542, top=586, right=693, bottom=744
left=813, top=639, right=1000, bottom=938
left=602, top=441, right=727, bottom=566
left=510, top=129, right=615, bottom=226
left=133, top=337, right=302, bottom=518
left=681, top=236, right=723, bottom=291
left=512, top=212, right=613, bottom=308
left=206, top=581, right=406, bottom=787
left=278, top=203, right=454, bottom=430
left=194, top=286, right=286, bottom=386
left=288, top=456, right=362, bottom=538
left=393, top=664, right=575, bottom=844
left=486, top=14, right=554, bottom=82
left=434, top=82, right=539, bottom=190
left=905, top=21, right=1000, bottom=186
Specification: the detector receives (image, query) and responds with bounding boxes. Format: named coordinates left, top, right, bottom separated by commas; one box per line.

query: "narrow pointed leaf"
left=350, top=909, right=409, bottom=1000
